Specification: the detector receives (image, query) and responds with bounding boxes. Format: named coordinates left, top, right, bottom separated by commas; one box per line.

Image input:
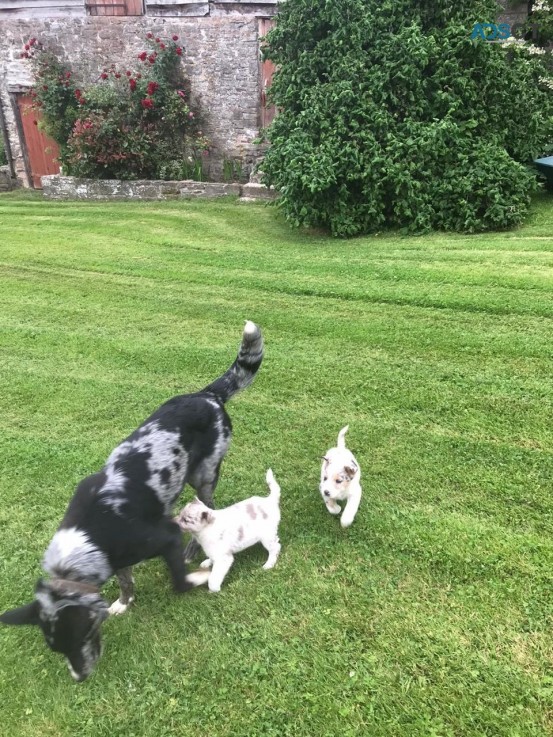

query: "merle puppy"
left=0, top=321, right=263, bottom=682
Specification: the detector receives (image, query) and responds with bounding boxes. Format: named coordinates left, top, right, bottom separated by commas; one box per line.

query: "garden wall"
left=41, top=174, right=277, bottom=200
left=0, top=3, right=277, bottom=186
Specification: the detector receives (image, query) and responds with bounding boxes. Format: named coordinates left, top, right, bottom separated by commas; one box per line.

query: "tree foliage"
left=261, top=0, right=553, bottom=235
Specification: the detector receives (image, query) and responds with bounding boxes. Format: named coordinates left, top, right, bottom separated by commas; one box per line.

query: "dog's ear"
left=200, top=510, right=214, bottom=524
left=344, top=465, right=357, bottom=480
left=0, top=600, right=41, bottom=626
left=321, top=456, right=329, bottom=463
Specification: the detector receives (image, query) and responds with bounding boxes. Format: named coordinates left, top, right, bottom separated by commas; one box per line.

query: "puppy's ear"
left=0, top=600, right=40, bottom=626
left=344, top=465, right=357, bottom=480
left=200, top=510, right=215, bottom=524
left=321, top=456, right=329, bottom=463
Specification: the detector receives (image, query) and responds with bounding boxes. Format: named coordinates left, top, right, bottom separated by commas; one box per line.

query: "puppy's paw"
left=208, top=584, right=221, bottom=593
left=108, top=597, right=133, bottom=616
left=340, top=516, right=354, bottom=528
left=326, top=503, right=341, bottom=516
left=185, top=570, right=211, bottom=587
left=200, top=559, right=212, bottom=569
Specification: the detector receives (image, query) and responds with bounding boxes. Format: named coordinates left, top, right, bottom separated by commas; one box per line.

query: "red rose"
left=172, top=35, right=179, bottom=41
left=155, top=37, right=160, bottom=42
left=136, top=73, right=142, bottom=79
left=148, top=54, right=156, bottom=64
left=129, top=78, right=137, bottom=91
left=147, top=32, right=153, bottom=39
left=160, top=43, right=166, bottom=50
left=146, top=81, right=158, bottom=95
left=176, top=47, right=183, bottom=56
left=24, top=44, right=30, bottom=50
left=75, top=89, right=82, bottom=98
left=138, top=51, right=147, bottom=61
left=115, top=73, right=121, bottom=79
left=126, top=70, right=132, bottom=76
left=100, top=73, right=108, bottom=80
left=141, top=97, right=154, bottom=109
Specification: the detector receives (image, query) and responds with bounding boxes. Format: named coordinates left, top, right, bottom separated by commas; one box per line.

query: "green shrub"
left=261, top=0, right=553, bottom=235
left=21, top=36, right=208, bottom=180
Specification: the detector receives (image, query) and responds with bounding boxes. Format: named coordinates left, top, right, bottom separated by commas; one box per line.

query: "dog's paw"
left=340, top=516, right=354, bottom=528
left=208, top=584, right=221, bottom=593
left=200, top=559, right=212, bottom=569
left=326, top=503, right=341, bottom=515
left=108, top=597, right=133, bottom=616
left=186, top=570, right=211, bottom=587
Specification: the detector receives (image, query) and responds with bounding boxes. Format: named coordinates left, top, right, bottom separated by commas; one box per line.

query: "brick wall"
left=0, top=6, right=276, bottom=185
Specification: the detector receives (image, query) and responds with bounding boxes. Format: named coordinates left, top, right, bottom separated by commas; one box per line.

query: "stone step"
left=240, top=182, right=278, bottom=200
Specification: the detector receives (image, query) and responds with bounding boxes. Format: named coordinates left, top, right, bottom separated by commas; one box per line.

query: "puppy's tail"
left=202, top=321, right=264, bottom=404
left=265, top=468, right=281, bottom=504
left=337, top=425, right=349, bottom=449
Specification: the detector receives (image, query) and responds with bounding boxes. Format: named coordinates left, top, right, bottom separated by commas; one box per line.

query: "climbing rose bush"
left=22, top=35, right=208, bottom=180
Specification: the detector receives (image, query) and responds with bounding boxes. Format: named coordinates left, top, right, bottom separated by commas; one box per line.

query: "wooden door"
left=259, top=18, right=277, bottom=129
left=16, top=95, right=60, bottom=188
left=85, top=0, right=143, bottom=15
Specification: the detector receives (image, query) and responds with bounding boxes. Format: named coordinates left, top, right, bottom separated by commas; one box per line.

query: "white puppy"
left=174, top=469, right=281, bottom=593
left=320, top=425, right=361, bottom=528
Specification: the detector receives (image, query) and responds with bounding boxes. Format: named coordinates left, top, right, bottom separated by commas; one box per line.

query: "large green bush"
left=261, top=0, right=553, bottom=235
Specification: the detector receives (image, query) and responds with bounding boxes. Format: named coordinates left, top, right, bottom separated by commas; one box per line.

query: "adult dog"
left=0, top=321, right=263, bottom=682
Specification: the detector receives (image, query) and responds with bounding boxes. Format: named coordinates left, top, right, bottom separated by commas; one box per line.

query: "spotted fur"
left=0, top=321, right=263, bottom=681
left=174, top=468, right=281, bottom=593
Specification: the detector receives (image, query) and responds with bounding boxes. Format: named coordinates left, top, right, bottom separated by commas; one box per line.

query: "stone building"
left=0, top=0, right=279, bottom=186
left=0, top=0, right=530, bottom=188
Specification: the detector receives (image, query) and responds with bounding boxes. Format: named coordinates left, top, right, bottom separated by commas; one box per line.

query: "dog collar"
left=49, top=578, right=101, bottom=596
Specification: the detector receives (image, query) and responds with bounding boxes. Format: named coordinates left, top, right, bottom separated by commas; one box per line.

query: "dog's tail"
left=265, top=468, right=281, bottom=504
left=202, top=321, right=264, bottom=404
left=337, top=425, right=349, bottom=449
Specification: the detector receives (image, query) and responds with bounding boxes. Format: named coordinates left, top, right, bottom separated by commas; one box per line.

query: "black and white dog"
left=0, top=321, right=263, bottom=682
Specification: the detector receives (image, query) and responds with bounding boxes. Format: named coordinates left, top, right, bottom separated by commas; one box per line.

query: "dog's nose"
left=323, top=491, right=330, bottom=498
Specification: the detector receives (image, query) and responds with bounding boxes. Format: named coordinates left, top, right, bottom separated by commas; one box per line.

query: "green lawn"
left=0, top=191, right=552, bottom=737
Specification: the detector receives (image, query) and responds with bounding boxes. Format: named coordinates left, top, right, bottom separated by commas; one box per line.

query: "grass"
left=0, top=190, right=552, bottom=737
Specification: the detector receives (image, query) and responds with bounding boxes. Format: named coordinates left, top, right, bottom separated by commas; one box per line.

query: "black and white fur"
left=0, top=321, right=263, bottom=682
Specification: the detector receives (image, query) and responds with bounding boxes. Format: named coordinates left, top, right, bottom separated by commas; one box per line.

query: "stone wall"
left=0, top=164, right=18, bottom=191
left=496, top=0, right=530, bottom=30
left=0, top=4, right=277, bottom=186
left=41, top=173, right=277, bottom=200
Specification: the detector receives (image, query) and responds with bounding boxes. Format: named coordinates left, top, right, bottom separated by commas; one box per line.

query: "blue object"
left=534, top=156, right=553, bottom=190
